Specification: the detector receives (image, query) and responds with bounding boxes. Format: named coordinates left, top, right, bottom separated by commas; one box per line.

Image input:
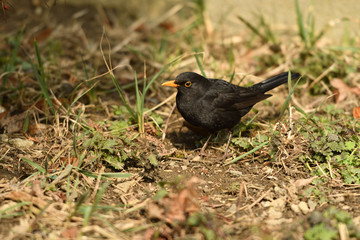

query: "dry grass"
left=1, top=1, right=360, bottom=239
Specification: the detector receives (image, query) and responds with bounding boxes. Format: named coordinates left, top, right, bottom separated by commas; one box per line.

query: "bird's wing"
left=204, top=82, right=271, bottom=110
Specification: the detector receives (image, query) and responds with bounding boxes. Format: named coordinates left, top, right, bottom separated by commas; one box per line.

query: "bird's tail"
left=250, top=72, right=301, bottom=93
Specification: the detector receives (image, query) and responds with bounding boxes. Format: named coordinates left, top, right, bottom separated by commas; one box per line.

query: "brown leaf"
left=147, top=202, right=164, bottom=220
left=159, top=21, right=175, bottom=32
left=31, top=180, right=44, bottom=198
left=331, top=78, right=360, bottom=103
left=61, top=227, right=79, bottom=239
left=34, top=98, right=61, bottom=112
left=6, top=191, right=47, bottom=208
left=0, top=111, right=27, bottom=133
left=147, top=177, right=204, bottom=225
left=294, top=176, right=317, bottom=188
left=165, top=177, right=202, bottom=224
left=353, top=107, right=360, bottom=119
left=28, top=123, right=47, bottom=135
left=34, top=28, right=52, bottom=43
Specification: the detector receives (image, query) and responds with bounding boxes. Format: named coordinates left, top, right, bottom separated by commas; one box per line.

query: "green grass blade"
left=82, top=205, right=92, bottom=226
left=69, top=190, right=89, bottom=220
left=279, top=73, right=302, bottom=119
left=293, top=104, right=319, bottom=127
left=194, top=53, right=206, bottom=77
left=101, top=172, right=132, bottom=178
left=229, top=71, right=236, bottom=84
left=111, top=75, right=136, bottom=120
left=142, top=73, right=147, bottom=116
left=67, top=81, right=98, bottom=111
left=295, top=0, right=308, bottom=47
left=259, top=14, right=277, bottom=45
left=143, top=64, right=168, bottom=94
left=307, top=95, right=333, bottom=121
left=0, top=202, right=32, bottom=219
left=225, top=141, right=269, bottom=165
left=34, top=42, right=45, bottom=78
left=308, top=13, right=315, bottom=46
left=22, top=158, right=46, bottom=174
left=78, top=170, right=132, bottom=179
left=237, top=15, right=267, bottom=43
left=134, top=71, right=143, bottom=132
left=32, top=41, right=55, bottom=114
left=2, top=28, right=24, bottom=82
left=1, top=28, right=24, bottom=104
left=81, top=57, right=96, bottom=103
left=84, top=181, right=110, bottom=225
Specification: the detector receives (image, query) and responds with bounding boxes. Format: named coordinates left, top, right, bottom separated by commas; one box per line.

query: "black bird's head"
left=162, top=72, right=210, bottom=96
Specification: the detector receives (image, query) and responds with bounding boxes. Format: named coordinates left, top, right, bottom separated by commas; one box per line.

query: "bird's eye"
left=184, top=81, right=192, bottom=87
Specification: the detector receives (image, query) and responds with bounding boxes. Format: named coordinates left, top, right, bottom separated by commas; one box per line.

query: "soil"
left=0, top=1, right=359, bottom=239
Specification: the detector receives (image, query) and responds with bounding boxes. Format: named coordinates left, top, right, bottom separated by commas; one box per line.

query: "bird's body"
left=162, top=71, right=300, bottom=156
left=176, top=76, right=267, bottom=132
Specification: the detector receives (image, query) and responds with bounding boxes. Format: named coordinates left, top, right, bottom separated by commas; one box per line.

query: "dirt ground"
left=0, top=1, right=360, bottom=239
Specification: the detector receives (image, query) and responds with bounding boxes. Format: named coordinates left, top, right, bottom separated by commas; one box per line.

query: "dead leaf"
left=28, top=123, right=47, bottom=135
left=0, top=111, right=27, bottom=133
left=159, top=21, right=175, bottom=32
left=147, top=202, right=164, bottom=220
left=144, top=228, right=155, bottom=240
left=114, top=180, right=136, bottom=193
left=353, top=107, right=360, bottom=119
left=31, top=180, right=44, bottom=198
left=9, top=138, right=34, bottom=148
left=6, top=191, right=47, bottom=208
left=32, top=27, right=52, bottom=43
left=165, top=177, right=202, bottom=224
left=331, top=78, right=360, bottom=103
left=24, top=132, right=40, bottom=143
left=61, top=227, right=79, bottom=239
left=144, top=123, right=157, bottom=136
left=34, top=98, right=61, bottom=112
left=146, top=177, right=203, bottom=225
left=0, top=110, right=8, bottom=121
left=59, top=156, right=79, bottom=166
left=294, top=176, right=317, bottom=188
left=11, top=218, right=31, bottom=235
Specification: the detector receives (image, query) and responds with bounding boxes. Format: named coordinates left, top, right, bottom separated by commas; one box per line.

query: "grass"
left=31, top=41, right=56, bottom=115
left=1, top=1, right=360, bottom=239
left=0, top=27, right=23, bottom=105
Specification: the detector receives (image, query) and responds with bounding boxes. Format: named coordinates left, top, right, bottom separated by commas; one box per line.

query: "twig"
left=144, top=92, right=176, bottom=115
left=168, top=157, right=213, bottom=163
left=235, top=182, right=245, bottom=220
left=237, top=188, right=272, bottom=212
left=86, top=166, right=105, bottom=203
left=315, top=161, right=328, bottom=178
left=327, top=156, right=335, bottom=179
left=247, top=188, right=271, bottom=209
left=224, top=141, right=269, bottom=165
left=308, top=63, right=336, bottom=90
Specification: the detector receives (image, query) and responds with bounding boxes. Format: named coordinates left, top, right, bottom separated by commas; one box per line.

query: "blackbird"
left=162, top=71, right=300, bottom=157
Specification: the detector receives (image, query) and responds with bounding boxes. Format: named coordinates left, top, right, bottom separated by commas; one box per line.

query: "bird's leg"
left=223, top=130, right=233, bottom=159
left=199, top=134, right=213, bottom=156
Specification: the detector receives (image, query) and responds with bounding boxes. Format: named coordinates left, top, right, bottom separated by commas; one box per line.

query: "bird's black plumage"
left=162, top=71, right=300, bottom=157
left=163, top=71, right=300, bottom=132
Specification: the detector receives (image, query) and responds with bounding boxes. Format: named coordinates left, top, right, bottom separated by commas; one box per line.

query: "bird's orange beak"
left=162, top=80, right=179, bottom=88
